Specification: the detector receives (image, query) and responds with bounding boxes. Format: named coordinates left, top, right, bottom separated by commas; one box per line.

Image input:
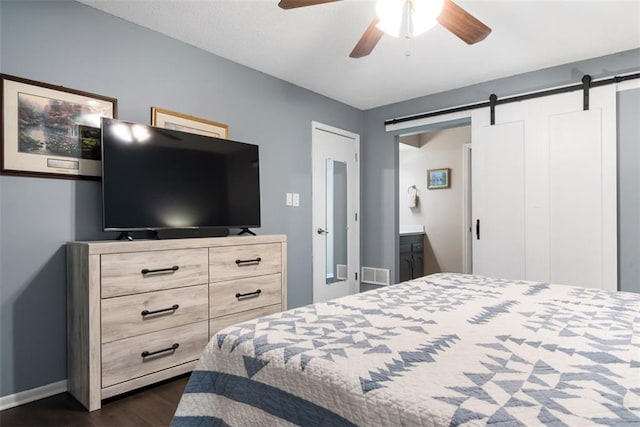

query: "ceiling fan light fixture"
left=411, top=0, right=444, bottom=36
left=376, top=0, right=403, bottom=37
left=376, top=0, right=444, bottom=38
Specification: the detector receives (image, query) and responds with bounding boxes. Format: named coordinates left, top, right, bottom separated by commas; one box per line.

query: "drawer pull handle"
left=141, top=304, right=179, bottom=316
left=235, top=257, right=262, bottom=266
left=235, top=289, right=262, bottom=299
left=141, top=265, right=179, bottom=275
left=141, top=343, right=179, bottom=358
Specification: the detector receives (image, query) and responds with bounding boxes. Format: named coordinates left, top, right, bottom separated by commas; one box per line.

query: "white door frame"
left=311, top=121, right=360, bottom=302
left=462, top=143, right=472, bottom=274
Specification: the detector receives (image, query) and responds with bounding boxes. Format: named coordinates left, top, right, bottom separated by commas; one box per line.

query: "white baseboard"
left=0, top=380, right=67, bottom=411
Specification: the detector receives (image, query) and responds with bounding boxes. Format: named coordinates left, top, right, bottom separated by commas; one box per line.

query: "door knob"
left=317, top=228, right=329, bottom=235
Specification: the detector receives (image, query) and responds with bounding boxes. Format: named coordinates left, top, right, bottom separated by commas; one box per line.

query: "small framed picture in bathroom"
left=427, top=168, right=450, bottom=189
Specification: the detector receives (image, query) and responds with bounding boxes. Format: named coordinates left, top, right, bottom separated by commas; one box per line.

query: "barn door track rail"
left=385, top=72, right=640, bottom=127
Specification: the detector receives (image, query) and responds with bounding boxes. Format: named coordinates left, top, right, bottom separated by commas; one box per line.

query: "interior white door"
left=472, top=121, right=525, bottom=280
left=312, top=122, right=360, bottom=303
left=548, top=109, right=608, bottom=288
left=471, top=86, right=617, bottom=290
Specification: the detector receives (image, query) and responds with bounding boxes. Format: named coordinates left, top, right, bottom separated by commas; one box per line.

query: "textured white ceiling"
left=78, top=0, right=640, bottom=110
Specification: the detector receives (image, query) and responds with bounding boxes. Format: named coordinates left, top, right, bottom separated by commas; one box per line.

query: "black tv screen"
left=101, top=118, right=260, bottom=231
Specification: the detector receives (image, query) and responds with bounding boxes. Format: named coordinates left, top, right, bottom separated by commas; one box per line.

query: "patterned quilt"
left=172, top=273, right=640, bottom=426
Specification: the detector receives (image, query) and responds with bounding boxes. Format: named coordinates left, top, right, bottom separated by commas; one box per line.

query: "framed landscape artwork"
left=427, top=168, right=450, bottom=189
left=151, top=107, right=228, bottom=139
left=1, top=74, right=117, bottom=179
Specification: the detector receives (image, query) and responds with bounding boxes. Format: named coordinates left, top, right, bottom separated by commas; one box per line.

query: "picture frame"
left=427, top=168, right=450, bottom=189
left=1, top=74, right=117, bottom=179
left=151, top=107, right=228, bottom=139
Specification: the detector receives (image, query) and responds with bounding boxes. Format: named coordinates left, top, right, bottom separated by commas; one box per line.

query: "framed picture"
left=151, top=107, right=228, bottom=139
left=427, top=168, right=450, bottom=189
left=1, top=74, right=117, bottom=179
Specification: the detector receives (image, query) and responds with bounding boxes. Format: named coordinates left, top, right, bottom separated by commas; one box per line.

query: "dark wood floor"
left=0, top=374, right=190, bottom=427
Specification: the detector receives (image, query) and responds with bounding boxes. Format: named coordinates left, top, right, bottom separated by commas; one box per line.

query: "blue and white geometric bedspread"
left=172, top=273, right=640, bottom=426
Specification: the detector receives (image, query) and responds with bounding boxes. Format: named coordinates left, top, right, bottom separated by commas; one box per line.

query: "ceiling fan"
left=278, top=0, right=491, bottom=58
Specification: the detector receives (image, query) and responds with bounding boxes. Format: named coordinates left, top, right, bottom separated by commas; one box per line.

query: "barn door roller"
left=489, top=94, right=498, bottom=126
left=582, top=74, right=592, bottom=111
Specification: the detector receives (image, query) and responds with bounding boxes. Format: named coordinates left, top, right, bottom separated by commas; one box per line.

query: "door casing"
left=311, top=121, right=360, bottom=303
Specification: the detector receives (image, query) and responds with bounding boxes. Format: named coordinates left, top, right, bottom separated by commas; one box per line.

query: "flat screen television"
left=101, top=117, right=260, bottom=234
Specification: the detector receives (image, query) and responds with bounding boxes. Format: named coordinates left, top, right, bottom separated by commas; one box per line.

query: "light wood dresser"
left=66, top=235, right=287, bottom=411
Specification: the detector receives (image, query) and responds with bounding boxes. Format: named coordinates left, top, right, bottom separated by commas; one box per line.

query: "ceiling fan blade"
left=278, top=0, right=341, bottom=9
left=438, top=0, right=491, bottom=45
left=349, top=17, right=384, bottom=58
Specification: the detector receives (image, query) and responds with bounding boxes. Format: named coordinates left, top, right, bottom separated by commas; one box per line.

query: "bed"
left=171, top=273, right=640, bottom=426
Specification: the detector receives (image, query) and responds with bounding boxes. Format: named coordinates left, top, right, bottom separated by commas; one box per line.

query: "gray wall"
left=361, top=49, right=640, bottom=284
left=618, top=88, right=640, bottom=293
left=0, top=0, right=362, bottom=397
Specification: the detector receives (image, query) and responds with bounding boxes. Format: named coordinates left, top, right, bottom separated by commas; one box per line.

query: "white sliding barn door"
left=549, top=110, right=607, bottom=289
left=472, top=122, right=525, bottom=280
left=471, top=86, right=617, bottom=290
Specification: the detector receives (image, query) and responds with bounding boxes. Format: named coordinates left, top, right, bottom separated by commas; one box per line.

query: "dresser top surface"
left=67, top=234, right=287, bottom=255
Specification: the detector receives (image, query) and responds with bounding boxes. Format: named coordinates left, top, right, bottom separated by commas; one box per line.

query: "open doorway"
left=398, top=125, right=471, bottom=280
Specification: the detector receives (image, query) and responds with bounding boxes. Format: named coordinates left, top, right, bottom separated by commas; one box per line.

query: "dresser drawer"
left=102, top=285, right=208, bottom=343
left=209, top=274, right=282, bottom=318
left=101, top=248, right=208, bottom=298
left=210, top=304, right=281, bottom=337
left=209, top=243, right=281, bottom=282
left=102, top=321, right=208, bottom=388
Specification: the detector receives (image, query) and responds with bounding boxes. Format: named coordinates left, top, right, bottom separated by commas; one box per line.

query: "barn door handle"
left=476, top=219, right=480, bottom=240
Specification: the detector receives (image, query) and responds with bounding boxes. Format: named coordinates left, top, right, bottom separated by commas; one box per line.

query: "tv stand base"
left=238, top=228, right=256, bottom=236
left=156, top=228, right=230, bottom=239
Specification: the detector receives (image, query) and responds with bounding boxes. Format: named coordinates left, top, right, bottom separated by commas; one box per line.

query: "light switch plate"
left=286, top=193, right=293, bottom=206
left=292, top=193, right=300, bottom=207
